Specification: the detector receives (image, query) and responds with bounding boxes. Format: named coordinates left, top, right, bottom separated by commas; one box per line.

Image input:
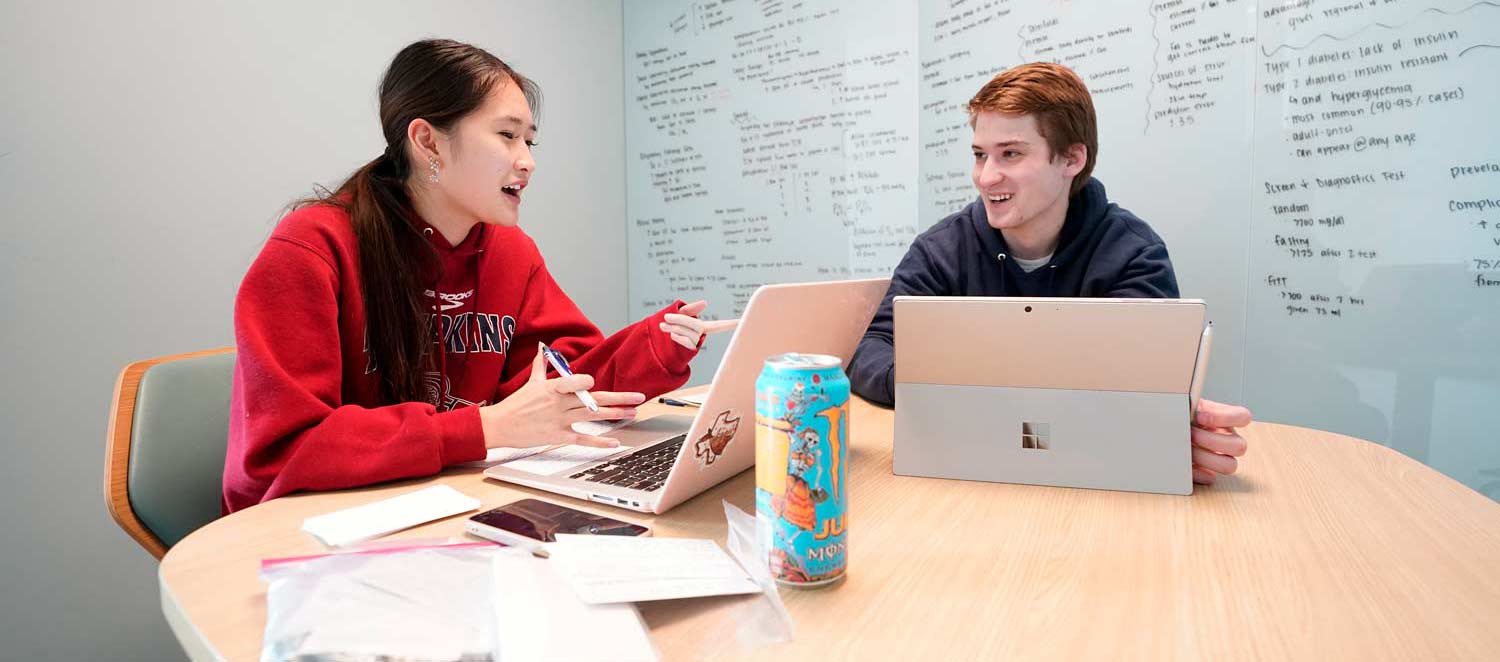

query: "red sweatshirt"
left=222, top=204, right=697, bottom=513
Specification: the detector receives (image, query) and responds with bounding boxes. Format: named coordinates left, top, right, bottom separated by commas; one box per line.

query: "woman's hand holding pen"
left=660, top=300, right=739, bottom=350
left=479, top=344, right=644, bottom=449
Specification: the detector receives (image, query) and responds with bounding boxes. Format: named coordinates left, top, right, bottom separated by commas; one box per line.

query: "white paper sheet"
left=499, top=444, right=633, bottom=476
left=549, top=535, right=760, bottom=604
left=457, top=420, right=634, bottom=468
left=492, top=549, right=658, bottom=662
left=456, top=446, right=549, bottom=468
left=299, top=485, right=480, bottom=547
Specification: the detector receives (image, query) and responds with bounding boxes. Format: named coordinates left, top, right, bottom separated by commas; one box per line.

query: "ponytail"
left=298, top=154, right=437, bottom=405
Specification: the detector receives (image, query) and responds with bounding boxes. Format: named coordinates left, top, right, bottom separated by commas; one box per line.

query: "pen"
left=1188, top=323, right=1213, bottom=420
left=541, top=345, right=599, bottom=413
left=657, top=397, right=701, bottom=408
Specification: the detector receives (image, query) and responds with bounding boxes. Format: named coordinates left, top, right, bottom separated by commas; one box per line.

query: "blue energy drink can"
left=755, top=353, right=850, bottom=587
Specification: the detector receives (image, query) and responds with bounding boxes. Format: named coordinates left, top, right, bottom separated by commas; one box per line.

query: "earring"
left=427, top=157, right=440, bottom=184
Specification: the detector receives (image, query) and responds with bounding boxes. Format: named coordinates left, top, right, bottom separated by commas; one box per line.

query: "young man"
left=848, top=62, right=1249, bottom=485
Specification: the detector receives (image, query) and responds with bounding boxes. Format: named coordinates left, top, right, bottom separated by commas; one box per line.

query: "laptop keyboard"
left=569, top=434, right=686, bottom=492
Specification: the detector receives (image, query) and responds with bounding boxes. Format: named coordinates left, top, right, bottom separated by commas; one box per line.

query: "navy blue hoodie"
left=848, top=177, right=1178, bottom=406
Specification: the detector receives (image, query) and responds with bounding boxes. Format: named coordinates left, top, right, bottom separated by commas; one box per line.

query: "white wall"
left=0, top=1, right=625, bottom=659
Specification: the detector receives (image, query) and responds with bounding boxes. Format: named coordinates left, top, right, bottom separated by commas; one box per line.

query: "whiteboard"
left=624, top=0, right=1500, bottom=499
left=624, top=0, right=918, bottom=380
left=1245, top=1, right=1500, bottom=493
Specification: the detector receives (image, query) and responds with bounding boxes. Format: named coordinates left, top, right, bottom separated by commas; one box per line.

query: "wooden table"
left=160, top=391, right=1500, bottom=661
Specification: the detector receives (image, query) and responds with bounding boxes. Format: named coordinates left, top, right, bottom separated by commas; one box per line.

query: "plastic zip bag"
left=260, top=540, right=503, bottom=662
left=719, top=500, right=796, bottom=648
left=646, top=501, right=796, bottom=659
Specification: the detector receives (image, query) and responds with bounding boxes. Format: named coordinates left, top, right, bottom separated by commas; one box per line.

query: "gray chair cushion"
left=128, top=352, right=235, bottom=548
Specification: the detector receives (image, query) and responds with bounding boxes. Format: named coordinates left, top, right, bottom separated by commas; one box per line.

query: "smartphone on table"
left=465, top=498, right=650, bottom=553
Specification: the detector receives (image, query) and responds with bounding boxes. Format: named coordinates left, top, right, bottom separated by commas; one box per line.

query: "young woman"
left=222, top=40, right=731, bottom=513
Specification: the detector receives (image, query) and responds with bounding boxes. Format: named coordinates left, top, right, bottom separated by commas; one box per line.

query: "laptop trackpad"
left=607, top=414, right=695, bottom=445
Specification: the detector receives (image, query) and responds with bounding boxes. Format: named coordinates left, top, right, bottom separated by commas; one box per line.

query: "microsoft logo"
left=1021, top=422, right=1050, bottom=450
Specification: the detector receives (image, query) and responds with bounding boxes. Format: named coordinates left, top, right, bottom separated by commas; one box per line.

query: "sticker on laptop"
left=693, top=409, right=742, bottom=469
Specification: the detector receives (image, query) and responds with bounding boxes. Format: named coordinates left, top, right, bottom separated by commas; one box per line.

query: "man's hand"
left=1191, top=399, right=1252, bottom=485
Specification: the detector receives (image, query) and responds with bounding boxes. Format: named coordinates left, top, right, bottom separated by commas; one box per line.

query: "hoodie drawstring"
left=419, top=226, right=449, bottom=408
left=425, top=282, right=448, bottom=408
left=996, top=252, right=1008, bottom=293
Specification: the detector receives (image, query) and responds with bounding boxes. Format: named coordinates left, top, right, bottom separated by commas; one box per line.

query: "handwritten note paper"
left=549, top=535, right=760, bottom=605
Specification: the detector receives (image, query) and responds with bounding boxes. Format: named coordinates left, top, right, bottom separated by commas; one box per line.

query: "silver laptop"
left=892, top=296, right=1210, bottom=495
left=485, top=278, right=889, bottom=513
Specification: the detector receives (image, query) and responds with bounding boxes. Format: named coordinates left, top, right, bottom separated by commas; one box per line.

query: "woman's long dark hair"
left=299, top=39, right=540, bottom=405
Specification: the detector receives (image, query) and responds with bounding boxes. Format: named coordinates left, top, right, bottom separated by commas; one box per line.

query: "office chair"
left=105, top=348, right=235, bottom=559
